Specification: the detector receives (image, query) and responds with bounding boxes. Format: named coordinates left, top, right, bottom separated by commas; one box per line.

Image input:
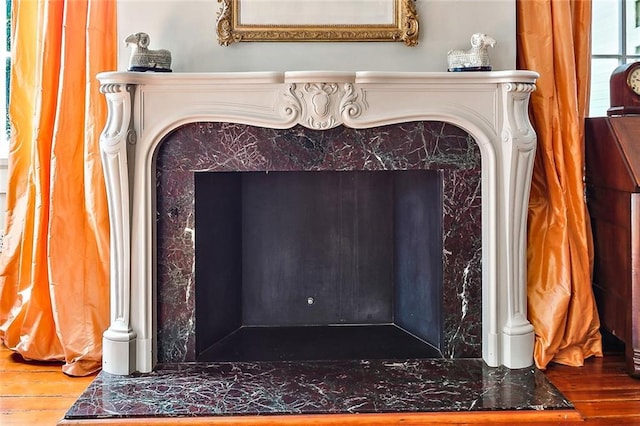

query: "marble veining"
left=156, top=121, right=482, bottom=362
left=64, top=359, right=572, bottom=419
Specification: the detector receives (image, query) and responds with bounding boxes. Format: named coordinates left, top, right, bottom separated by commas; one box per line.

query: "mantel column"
left=99, top=83, right=137, bottom=375
left=497, top=81, right=537, bottom=368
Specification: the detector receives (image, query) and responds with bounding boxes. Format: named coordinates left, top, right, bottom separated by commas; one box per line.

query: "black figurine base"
left=128, top=66, right=172, bottom=72
left=448, top=66, right=493, bottom=72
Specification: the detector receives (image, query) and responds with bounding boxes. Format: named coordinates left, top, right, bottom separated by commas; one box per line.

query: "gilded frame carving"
left=216, top=0, right=419, bottom=46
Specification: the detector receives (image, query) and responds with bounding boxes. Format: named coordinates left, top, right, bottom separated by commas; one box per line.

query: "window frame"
left=590, top=0, right=640, bottom=116
left=0, top=0, right=9, bottom=158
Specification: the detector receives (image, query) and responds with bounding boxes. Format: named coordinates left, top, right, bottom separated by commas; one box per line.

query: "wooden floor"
left=0, top=346, right=95, bottom=426
left=2, top=345, right=640, bottom=425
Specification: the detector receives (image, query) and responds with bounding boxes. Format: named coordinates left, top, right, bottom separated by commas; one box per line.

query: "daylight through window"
left=591, top=0, right=640, bottom=116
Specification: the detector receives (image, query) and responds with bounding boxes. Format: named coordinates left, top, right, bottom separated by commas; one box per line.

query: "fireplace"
left=98, top=71, right=538, bottom=375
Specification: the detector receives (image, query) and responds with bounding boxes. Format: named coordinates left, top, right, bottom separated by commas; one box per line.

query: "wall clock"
left=608, top=61, right=640, bottom=116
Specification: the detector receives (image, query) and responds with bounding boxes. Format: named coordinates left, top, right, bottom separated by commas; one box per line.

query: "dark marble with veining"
left=156, top=122, right=482, bottom=363
left=65, top=359, right=572, bottom=419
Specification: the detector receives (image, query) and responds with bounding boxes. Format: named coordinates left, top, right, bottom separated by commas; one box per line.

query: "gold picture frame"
left=216, top=0, right=419, bottom=46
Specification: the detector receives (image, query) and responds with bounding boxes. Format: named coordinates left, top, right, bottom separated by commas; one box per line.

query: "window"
left=0, top=0, right=8, bottom=158
left=591, top=0, right=640, bottom=116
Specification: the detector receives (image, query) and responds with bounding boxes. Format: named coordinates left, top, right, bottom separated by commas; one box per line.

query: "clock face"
left=628, top=68, right=640, bottom=95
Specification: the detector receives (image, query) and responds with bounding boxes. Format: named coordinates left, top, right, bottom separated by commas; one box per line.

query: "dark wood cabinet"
left=586, top=116, right=640, bottom=377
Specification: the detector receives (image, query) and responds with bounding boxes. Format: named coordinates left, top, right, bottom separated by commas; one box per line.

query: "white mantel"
left=97, top=70, right=538, bottom=375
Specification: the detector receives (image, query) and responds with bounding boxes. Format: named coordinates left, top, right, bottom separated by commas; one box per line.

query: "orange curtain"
left=0, top=0, right=116, bottom=376
left=517, top=0, right=602, bottom=368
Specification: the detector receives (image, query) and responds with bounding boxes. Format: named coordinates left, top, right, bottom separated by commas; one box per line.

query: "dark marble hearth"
left=64, top=359, right=572, bottom=420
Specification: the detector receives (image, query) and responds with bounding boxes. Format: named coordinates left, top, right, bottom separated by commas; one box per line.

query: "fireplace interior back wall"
left=155, top=121, right=482, bottom=363
left=194, top=170, right=442, bottom=361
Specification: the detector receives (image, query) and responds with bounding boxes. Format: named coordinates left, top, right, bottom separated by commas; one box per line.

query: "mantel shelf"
left=98, top=70, right=539, bottom=85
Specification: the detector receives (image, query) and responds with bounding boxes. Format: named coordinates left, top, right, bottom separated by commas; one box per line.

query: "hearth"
left=64, top=359, right=573, bottom=421
left=97, top=71, right=538, bottom=375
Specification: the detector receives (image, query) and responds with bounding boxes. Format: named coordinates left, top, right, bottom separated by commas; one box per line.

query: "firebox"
left=194, top=170, right=443, bottom=361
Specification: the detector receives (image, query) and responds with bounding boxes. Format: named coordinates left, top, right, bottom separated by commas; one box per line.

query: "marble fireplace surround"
left=97, top=70, right=538, bottom=376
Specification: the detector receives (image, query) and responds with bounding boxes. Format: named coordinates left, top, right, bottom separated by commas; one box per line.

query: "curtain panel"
left=0, top=0, right=116, bottom=376
left=517, top=0, right=602, bottom=368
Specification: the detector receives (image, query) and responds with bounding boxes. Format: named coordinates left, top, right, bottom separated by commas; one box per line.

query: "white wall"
left=116, top=0, right=516, bottom=73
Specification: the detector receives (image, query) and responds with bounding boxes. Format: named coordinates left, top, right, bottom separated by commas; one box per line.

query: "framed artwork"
left=216, top=0, right=419, bottom=46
